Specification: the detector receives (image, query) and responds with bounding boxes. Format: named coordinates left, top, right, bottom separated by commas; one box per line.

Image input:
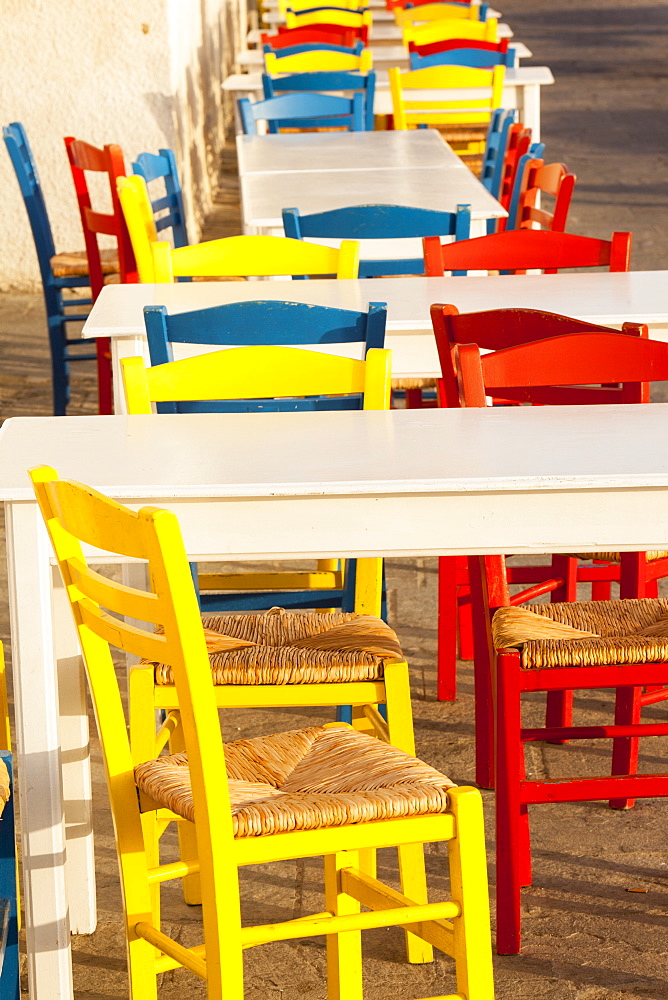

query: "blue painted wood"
left=283, top=202, right=471, bottom=276
left=504, top=141, right=547, bottom=233
left=132, top=148, right=189, bottom=248
left=239, top=91, right=366, bottom=133
left=262, top=69, right=375, bottom=130
left=3, top=122, right=97, bottom=414
left=409, top=44, right=514, bottom=69
left=143, top=299, right=386, bottom=617
left=263, top=41, right=364, bottom=56
left=0, top=755, right=18, bottom=1000
left=286, top=5, right=367, bottom=14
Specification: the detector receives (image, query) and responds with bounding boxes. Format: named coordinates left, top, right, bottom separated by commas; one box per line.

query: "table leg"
left=5, top=501, right=73, bottom=1000
left=521, top=83, right=541, bottom=143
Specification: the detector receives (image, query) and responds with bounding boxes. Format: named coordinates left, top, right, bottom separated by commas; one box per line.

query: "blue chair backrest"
left=409, top=44, right=514, bottom=70
left=132, top=149, right=189, bottom=248
left=238, top=91, right=365, bottom=133
left=504, top=141, right=546, bottom=232
left=481, top=108, right=518, bottom=198
left=287, top=5, right=367, bottom=13
left=3, top=122, right=57, bottom=286
left=283, top=202, right=471, bottom=276
left=262, top=70, right=375, bottom=130
left=143, top=299, right=387, bottom=413
left=263, top=41, right=364, bottom=56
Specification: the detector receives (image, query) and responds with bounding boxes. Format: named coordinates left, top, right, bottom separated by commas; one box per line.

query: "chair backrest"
left=409, top=35, right=507, bottom=55
left=64, top=137, right=137, bottom=299
left=403, top=17, right=498, bottom=46
left=132, top=148, right=189, bottom=248
left=409, top=41, right=514, bottom=68
left=238, top=91, right=366, bottom=133
left=431, top=304, right=648, bottom=406
left=117, top=174, right=159, bottom=282
left=264, top=47, right=372, bottom=73
left=453, top=331, right=668, bottom=409
left=286, top=8, right=373, bottom=27
left=263, top=40, right=365, bottom=55
left=122, top=343, right=392, bottom=414
left=389, top=64, right=504, bottom=130
left=283, top=202, right=471, bottom=276
left=480, top=108, right=517, bottom=198
left=144, top=299, right=386, bottom=368
left=507, top=158, right=576, bottom=233
left=388, top=0, right=475, bottom=8
left=262, top=71, right=376, bottom=130
left=277, top=20, right=369, bottom=42
left=423, top=229, right=633, bottom=276
left=3, top=122, right=57, bottom=286
left=395, top=2, right=479, bottom=24
left=30, top=466, right=237, bottom=1000
left=151, top=233, right=360, bottom=281
left=263, top=25, right=360, bottom=46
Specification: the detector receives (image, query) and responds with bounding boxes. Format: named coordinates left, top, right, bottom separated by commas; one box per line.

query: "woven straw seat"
left=573, top=551, right=668, bottom=563
left=392, top=376, right=438, bottom=390
left=148, top=606, right=403, bottom=686
left=493, top=597, right=668, bottom=669
left=0, top=759, right=9, bottom=819
left=135, top=724, right=454, bottom=836
left=50, top=247, right=119, bottom=278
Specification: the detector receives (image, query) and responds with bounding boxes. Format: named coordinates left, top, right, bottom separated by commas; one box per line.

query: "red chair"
left=431, top=305, right=650, bottom=709
left=423, top=227, right=633, bottom=276
left=65, top=137, right=137, bottom=414
left=511, top=158, right=577, bottom=232
left=261, top=25, right=361, bottom=46
left=495, top=123, right=533, bottom=229
left=276, top=20, right=370, bottom=42
left=408, top=36, right=509, bottom=57
left=452, top=330, right=668, bottom=954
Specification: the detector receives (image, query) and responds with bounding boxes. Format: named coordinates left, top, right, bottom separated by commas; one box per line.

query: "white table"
left=6, top=403, right=668, bottom=999
left=223, top=64, right=554, bottom=139
left=81, top=270, right=668, bottom=413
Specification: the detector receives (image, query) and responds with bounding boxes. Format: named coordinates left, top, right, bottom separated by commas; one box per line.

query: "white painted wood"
left=5, top=501, right=73, bottom=1000
left=235, top=128, right=465, bottom=174
left=81, top=272, right=668, bottom=388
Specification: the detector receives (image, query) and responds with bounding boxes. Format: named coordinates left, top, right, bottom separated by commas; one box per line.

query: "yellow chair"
left=31, top=463, right=495, bottom=1000
left=118, top=175, right=158, bottom=282
left=121, top=344, right=436, bottom=963
left=389, top=64, right=505, bottom=156
left=286, top=7, right=373, bottom=28
left=280, top=0, right=368, bottom=12
left=265, top=47, right=373, bottom=72
left=403, top=15, right=497, bottom=46
left=395, top=2, right=478, bottom=25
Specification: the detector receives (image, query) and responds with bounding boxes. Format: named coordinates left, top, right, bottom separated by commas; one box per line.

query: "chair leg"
left=495, top=652, right=524, bottom=955
left=447, top=788, right=494, bottom=1000
left=468, top=557, right=495, bottom=789
left=546, top=556, right=576, bottom=743
left=437, top=556, right=458, bottom=701
left=609, top=685, right=642, bottom=810
left=169, top=719, right=202, bottom=905
left=96, top=337, right=113, bottom=415
left=458, top=586, right=474, bottom=662
left=325, top=851, right=363, bottom=1000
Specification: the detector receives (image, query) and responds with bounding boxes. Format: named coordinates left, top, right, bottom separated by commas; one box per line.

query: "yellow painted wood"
left=117, top=174, right=158, bottom=282
left=325, top=850, right=363, bottom=1000
left=151, top=233, right=360, bottom=281
left=148, top=679, right=387, bottom=711
left=286, top=7, right=372, bottom=27
left=265, top=49, right=373, bottom=73
left=403, top=15, right=497, bottom=45
left=154, top=943, right=205, bottom=975
left=147, top=859, right=201, bottom=884
left=197, top=570, right=340, bottom=591
left=395, top=2, right=477, bottom=24
left=390, top=64, right=505, bottom=132
left=135, top=922, right=208, bottom=979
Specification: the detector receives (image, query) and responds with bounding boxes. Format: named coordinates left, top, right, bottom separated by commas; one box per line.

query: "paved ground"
left=1, top=0, right=668, bottom=996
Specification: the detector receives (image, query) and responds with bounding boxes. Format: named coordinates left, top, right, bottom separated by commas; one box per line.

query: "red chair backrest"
left=408, top=36, right=508, bottom=56
left=262, top=25, right=358, bottom=46
left=64, top=137, right=137, bottom=300
left=276, top=21, right=369, bottom=41
left=431, top=304, right=647, bottom=406
left=423, top=229, right=633, bottom=277
left=515, top=159, right=577, bottom=233
left=454, top=331, right=668, bottom=409
left=496, top=123, right=532, bottom=226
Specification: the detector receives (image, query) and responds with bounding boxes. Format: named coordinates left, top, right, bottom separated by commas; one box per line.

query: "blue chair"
left=143, top=298, right=386, bottom=618
left=0, top=754, right=17, bottom=1000
left=262, top=69, right=376, bottom=130
left=238, top=91, right=365, bottom=133
left=263, top=41, right=365, bottom=55
left=3, top=122, right=100, bottom=415
left=283, top=202, right=471, bottom=276
left=481, top=108, right=518, bottom=197
left=132, top=148, right=189, bottom=248
left=409, top=43, right=515, bottom=70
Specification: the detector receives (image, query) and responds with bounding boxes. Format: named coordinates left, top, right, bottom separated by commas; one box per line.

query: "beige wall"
left=0, top=0, right=240, bottom=290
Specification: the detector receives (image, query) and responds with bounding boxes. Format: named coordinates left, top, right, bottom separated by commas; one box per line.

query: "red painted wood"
left=609, top=685, right=643, bottom=809
left=516, top=160, right=577, bottom=235
left=521, top=721, right=668, bottom=741
left=263, top=25, right=360, bottom=46
left=437, top=556, right=459, bottom=700
left=64, top=137, right=138, bottom=414
left=521, top=773, right=668, bottom=805
left=277, top=21, right=369, bottom=41
left=495, top=650, right=524, bottom=954
left=408, top=36, right=508, bottom=56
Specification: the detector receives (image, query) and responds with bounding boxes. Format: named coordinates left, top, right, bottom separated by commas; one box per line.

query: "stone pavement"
left=1, top=0, right=667, bottom=996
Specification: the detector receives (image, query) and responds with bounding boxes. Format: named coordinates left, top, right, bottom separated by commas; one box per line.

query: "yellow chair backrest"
left=122, top=344, right=392, bottom=414
left=265, top=48, right=372, bottom=72
left=389, top=64, right=505, bottom=129
left=403, top=15, right=497, bottom=44
left=151, top=234, right=359, bottom=281
left=117, top=174, right=159, bottom=282
left=286, top=8, right=372, bottom=27
left=394, top=2, right=477, bottom=25
left=30, top=464, right=241, bottom=998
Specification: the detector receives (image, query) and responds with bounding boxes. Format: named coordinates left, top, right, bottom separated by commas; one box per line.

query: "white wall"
left=0, top=0, right=240, bottom=290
